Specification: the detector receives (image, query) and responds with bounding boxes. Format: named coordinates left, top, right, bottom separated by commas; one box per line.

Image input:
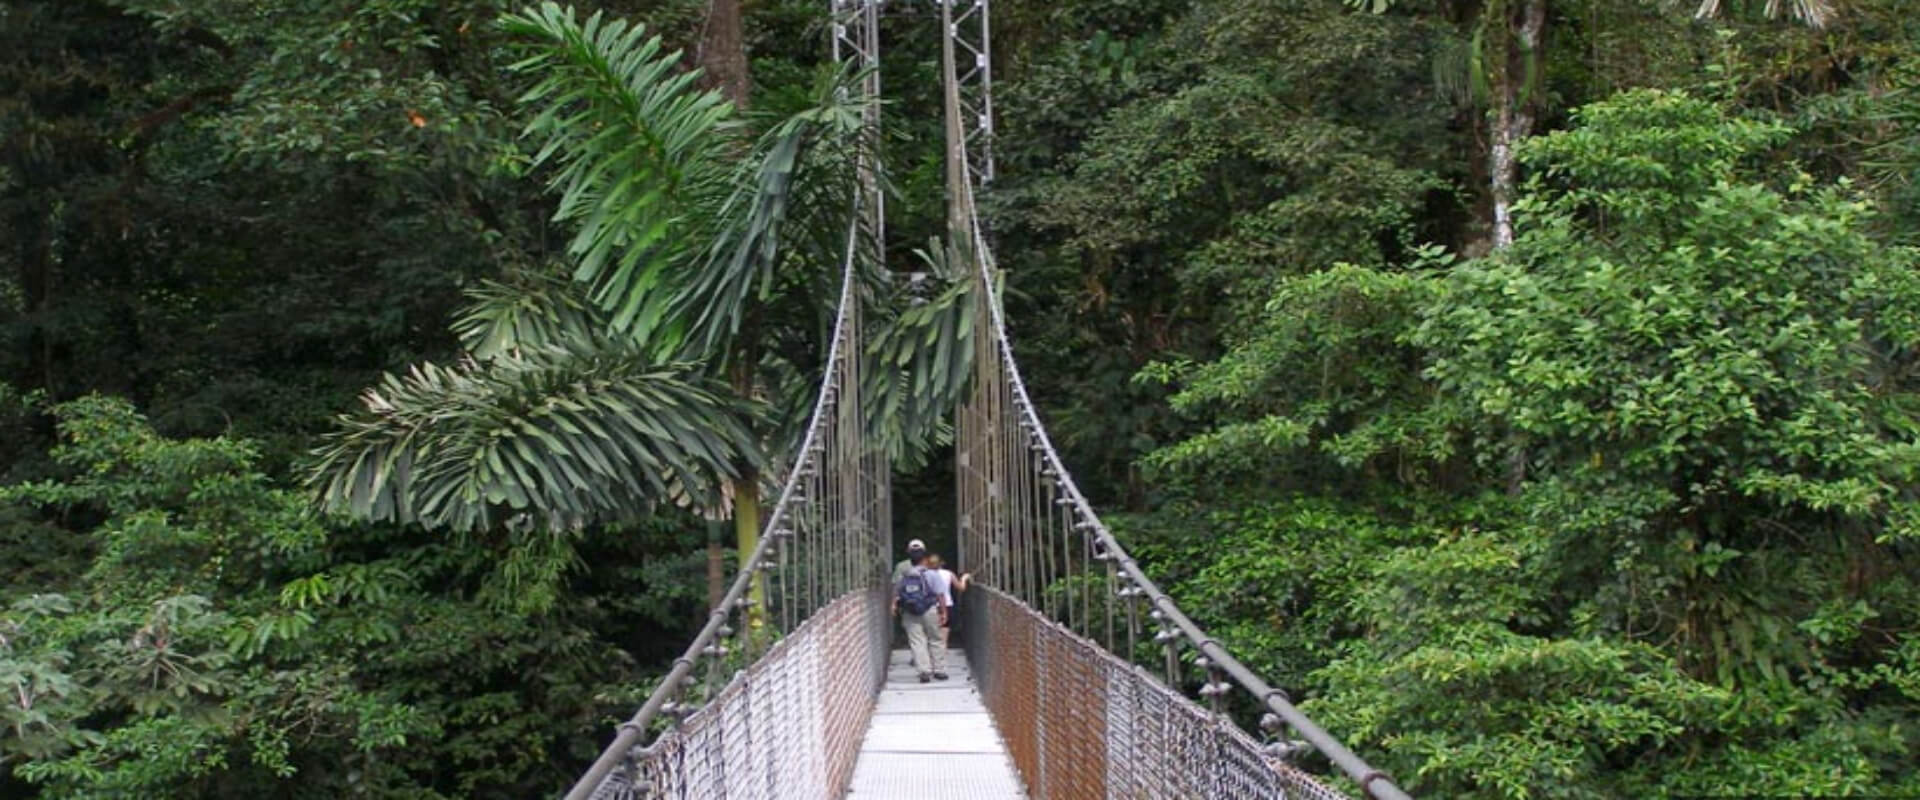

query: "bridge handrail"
left=562, top=210, right=867, bottom=800
left=953, top=168, right=1413, bottom=800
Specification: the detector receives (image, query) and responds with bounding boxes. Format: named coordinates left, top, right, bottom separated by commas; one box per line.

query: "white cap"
left=907, top=539, right=926, bottom=551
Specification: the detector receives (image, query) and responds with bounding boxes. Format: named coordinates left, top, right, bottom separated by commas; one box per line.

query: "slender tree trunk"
left=729, top=352, right=766, bottom=629
left=1484, top=0, right=1547, bottom=492
left=698, top=0, right=750, bottom=109
left=1487, top=0, right=1547, bottom=249
left=700, top=0, right=752, bottom=613
left=732, top=470, right=763, bottom=606
left=1489, top=104, right=1525, bottom=249
left=706, top=519, right=725, bottom=613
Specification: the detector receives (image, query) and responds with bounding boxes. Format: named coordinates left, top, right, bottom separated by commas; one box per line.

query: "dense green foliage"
left=6, top=0, right=1919, bottom=797
left=2, top=394, right=693, bottom=797
left=1151, top=91, right=1920, bottom=796
left=1056, top=4, right=1920, bottom=797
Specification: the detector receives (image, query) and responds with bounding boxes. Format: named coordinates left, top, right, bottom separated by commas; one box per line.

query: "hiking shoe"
left=918, top=673, right=931, bottom=684
left=932, top=672, right=950, bottom=681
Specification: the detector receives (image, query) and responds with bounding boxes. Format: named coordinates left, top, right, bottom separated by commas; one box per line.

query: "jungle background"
left=3, top=0, right=1918, bottom=796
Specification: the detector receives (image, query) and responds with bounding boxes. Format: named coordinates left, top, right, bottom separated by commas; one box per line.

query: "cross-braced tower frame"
left=939, top=0, right=994, bottom=190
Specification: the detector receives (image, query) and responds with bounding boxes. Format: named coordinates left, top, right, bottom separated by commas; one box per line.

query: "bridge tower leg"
left=943, top=0, right=1002, bottom=649
left=832, top=0, right=885, bottom=259
left=939, top=0, right=994, bottom=197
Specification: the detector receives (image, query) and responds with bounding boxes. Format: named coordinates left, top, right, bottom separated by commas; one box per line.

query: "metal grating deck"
left=843, top=649, right=1027, bottom=799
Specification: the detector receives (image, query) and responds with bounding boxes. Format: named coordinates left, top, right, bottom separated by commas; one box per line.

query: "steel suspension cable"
left=941, top=38, right=1411, bottom=797
left=958, top=209, right=1413, bottom=798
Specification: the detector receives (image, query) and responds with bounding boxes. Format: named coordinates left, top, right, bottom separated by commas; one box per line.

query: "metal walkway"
left=844, top=649, right=1025, bottom=800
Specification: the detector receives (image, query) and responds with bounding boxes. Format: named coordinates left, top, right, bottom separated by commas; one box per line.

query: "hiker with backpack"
left=891, top=540, right=948, bottom=683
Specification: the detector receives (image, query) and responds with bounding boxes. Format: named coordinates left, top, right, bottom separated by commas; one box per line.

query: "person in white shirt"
left=923, top=554, right=969, bottom=648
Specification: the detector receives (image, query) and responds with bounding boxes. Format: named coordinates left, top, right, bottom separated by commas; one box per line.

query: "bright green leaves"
left=1421, top=89, right=1920, bottom=537
left=1143, top=259, right=1459, bottom=492
left=0, top=397, right=433, bottom=795
left=1300, top=518, right=1905, bottom=798
left=1118, top=497, right=1430, bottom=684
left=1515, top=90, right=1791, bottom=238
left=3, top=396, right=327, bottom=598
left=863, top=240, right=982, bottom=469
left=1153, top=89, right=1919, bottom=549
left=0, top=595, right=100, bottom=766
left=1139, top=88, right=1920, bottom=797
left=1409, top=92, right=1920, bottom=709
left=1313, top=625, right=1732, bottom=800
left=311, top=346, right=759, bottom=533
left=675, top=66, right=870, bottom=359
left=504, top=3, right=733, bottom=345
left=501, top=4, right=871, bottom=362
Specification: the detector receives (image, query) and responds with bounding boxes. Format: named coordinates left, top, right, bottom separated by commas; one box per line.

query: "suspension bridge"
left=565, top=2, right=1410, bottom=798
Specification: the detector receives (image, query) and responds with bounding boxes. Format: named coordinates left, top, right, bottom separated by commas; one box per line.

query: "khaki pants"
left=902, top=606, right=946, bottom=675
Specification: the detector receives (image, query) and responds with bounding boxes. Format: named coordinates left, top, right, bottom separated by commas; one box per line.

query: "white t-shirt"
left=925, top=568, right=957, bottom=607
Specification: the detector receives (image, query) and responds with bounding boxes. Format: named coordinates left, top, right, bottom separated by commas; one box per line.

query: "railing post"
left=1033, top=613, right=1048, bottom=799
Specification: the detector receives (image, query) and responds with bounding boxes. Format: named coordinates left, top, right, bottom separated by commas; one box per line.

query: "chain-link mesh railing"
left=962, top=589, right=1350, bottom=800
left=588, top=590, right=887, bottom=800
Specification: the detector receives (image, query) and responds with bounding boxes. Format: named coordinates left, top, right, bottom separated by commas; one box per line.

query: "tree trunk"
left=728, top=348, right=766, bottom=631
left=732, top=471, right=763, bottom=613
left=1484, top=0, right=1546, bottom=492
left=698, top=0, right=750, bottom=109
left=1488, top=102, right=1526, bottom=249
left=706, top=519, right=725, bottom=613
left=700, top=0, right=752, bottom=614
left=1487, top=0, right=1547, bottom=250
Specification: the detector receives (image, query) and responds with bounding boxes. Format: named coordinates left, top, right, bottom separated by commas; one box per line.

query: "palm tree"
left=309, top=3, right=972, bottom=608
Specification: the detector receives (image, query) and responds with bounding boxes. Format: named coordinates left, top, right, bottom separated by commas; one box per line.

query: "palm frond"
left=503, top=2, right=737, bottom=344
left=309, top=343, right=760, bottom=533
left=864, top=239, right=979, bottom=468
left=1689, top=0, right=1834, bottom=27
left=675, top=65, right=876, bottom=358
left=454, top=273, right=609, bottom=359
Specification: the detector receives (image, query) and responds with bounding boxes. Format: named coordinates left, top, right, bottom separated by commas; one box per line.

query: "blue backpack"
left=897, top=567, right=937, bottom=615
